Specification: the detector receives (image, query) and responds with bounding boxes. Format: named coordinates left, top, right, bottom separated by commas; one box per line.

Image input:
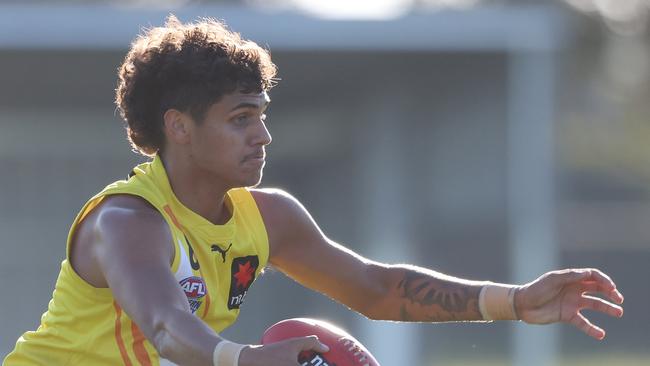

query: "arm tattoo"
left=396, top=270, right=481, bottom=322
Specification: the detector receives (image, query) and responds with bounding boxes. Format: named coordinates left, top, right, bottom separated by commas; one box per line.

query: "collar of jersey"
left=148, top=155, right=237, bottom=240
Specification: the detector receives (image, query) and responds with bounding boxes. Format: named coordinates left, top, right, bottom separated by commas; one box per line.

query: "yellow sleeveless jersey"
left=4, top=156, right=269, bottom=366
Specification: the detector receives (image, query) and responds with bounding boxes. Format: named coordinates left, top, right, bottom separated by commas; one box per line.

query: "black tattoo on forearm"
left=396, top=271, right=481, bottom=322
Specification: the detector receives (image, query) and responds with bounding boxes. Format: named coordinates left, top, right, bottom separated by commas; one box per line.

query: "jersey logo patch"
left=179, top=276, right=207, bottom=313
left=228, top=256, right=259, bottom=310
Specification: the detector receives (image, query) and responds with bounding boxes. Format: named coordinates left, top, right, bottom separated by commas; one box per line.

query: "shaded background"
left=1, top=1, right=649, bottom=365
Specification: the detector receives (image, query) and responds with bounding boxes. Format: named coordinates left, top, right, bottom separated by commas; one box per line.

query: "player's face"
left=188, top=90, right=272, bottom=188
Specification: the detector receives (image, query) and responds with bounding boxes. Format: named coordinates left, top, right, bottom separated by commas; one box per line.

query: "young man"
left=4, top=16, right=624, bottom=366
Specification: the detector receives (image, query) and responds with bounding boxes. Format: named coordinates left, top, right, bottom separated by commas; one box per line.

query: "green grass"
left=432, top=353, right=649, bottom=366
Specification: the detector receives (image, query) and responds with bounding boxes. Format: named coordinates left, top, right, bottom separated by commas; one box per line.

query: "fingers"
left=254, top=336, right=330, bottom=366
left=568, top=294, right=623, bottom=341
left=569, top=312, right=606, bottom=340
left=583, top=269, right=624, bottom=304
left=580, top=280, right=624, bottom=305
left=580, top=280, right=615, bottom=294
left=550, top=269, right=624, bottom=304
left=294, top=335, right=330, bottom=354
left=580, top=294, right=624, bottom=318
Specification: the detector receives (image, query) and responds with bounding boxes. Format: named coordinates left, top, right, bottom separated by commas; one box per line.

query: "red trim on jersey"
left=113, top=301, right=134, bottom=366
left=163, top=205, right=184, bottom=231
left=131, top=321, right=153, bottom=366
left=202, top=286, right=211, bottom=318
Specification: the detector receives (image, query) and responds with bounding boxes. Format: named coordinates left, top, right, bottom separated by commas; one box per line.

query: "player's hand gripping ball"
left=261, top=318, right=381, bottom=366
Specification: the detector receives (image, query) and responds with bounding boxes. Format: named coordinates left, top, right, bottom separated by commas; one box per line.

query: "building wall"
left=1, top=48, right=647, bottom=363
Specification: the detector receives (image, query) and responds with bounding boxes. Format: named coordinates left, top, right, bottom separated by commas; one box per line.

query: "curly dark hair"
left=115, top=15, right=277, bottom=157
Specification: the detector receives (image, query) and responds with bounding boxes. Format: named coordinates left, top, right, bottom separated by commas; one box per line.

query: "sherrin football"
left=261, top=318, right=381, bottom=366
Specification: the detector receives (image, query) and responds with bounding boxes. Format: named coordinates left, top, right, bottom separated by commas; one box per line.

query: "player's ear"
left=163, top=109, right=191, bottom=145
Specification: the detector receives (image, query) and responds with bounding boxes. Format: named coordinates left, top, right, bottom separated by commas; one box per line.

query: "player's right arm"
left=71, top=194, right=221, bottom=365
left=71, top=194, right=326, bottom=366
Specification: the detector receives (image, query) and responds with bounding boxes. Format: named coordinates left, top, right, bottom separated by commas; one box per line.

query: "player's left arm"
left=253, top=188, right=486, bottom=321
left=251, top=189, right=624, bottom=339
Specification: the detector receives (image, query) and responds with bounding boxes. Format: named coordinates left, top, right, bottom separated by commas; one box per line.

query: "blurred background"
left=1, top=0, right=648, bottom=365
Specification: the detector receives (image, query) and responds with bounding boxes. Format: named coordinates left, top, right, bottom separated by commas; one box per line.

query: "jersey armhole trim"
left=64, top=191, right=178, bottom=294
left=238, top=188, right=270, bottom=268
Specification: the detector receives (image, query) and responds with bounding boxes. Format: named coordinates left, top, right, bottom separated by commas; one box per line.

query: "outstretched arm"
left=373, top=265, right=625, bottom=341
left=253, top=188, right=485, bottom=321
left=371, top=265, right=484, bottom=322
left=253, top=189, right=624, bottom=340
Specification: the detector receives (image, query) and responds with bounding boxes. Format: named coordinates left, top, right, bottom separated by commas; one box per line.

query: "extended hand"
left=514, top=268, right=624, bottom=340
left=238, top=336, right=329, bottom=366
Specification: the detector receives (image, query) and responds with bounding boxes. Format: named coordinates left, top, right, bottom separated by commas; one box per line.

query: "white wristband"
left=478, top=283, right=519, bottom=321
left=213, top=340, right=246, bottom=366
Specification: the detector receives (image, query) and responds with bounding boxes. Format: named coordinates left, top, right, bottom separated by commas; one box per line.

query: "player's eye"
left=233, top=113, right=250, bottom=126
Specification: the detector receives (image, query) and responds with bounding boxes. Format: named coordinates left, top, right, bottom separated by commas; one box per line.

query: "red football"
left=261, top=318, right=381, bottom=366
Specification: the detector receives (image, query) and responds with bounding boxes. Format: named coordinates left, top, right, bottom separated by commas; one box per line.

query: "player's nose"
left=253, top=119, right=272, bottom=146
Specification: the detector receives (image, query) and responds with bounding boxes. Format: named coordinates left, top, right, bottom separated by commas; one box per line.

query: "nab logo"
left=227, top=255, right=259, bottom=310
left=179, top=276, right=207, bottom=313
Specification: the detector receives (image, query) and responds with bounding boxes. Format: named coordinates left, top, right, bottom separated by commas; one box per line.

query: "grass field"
left=433, top=353, right=649, bottom=366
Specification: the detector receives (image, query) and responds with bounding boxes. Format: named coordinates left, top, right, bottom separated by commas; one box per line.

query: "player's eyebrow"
left=229, top=99, right=271, bottom=112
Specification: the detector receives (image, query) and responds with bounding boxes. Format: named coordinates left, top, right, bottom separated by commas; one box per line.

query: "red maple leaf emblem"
left=233, top=261, right=255, bottom=289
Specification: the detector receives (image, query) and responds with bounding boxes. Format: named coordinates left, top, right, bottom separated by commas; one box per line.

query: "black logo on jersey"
left=228, top=255, right=258, bottom=310
left=211, top=243, right=232, bottom=263
left=185, top=236, right=200, bottom=270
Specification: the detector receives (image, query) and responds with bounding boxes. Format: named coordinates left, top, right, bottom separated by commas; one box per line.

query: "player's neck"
left=160, top=153, right=232, bottom=226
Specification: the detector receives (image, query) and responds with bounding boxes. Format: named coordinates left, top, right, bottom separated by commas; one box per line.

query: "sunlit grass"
left=432, top=353, right=649, bottom=366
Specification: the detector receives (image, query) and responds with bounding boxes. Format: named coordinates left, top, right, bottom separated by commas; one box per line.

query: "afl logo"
left=179, top=276, right=207, bottom=313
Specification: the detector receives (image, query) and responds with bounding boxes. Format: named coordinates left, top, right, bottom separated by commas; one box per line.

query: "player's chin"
left=240, top=170, right=264, bottom=188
